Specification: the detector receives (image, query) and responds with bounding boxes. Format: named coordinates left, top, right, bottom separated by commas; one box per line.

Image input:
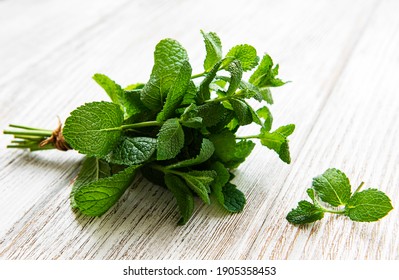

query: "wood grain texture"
left=1, top=0, right=398, bottom=260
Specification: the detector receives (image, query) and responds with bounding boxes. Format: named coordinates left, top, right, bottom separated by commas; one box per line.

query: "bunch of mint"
left=4, top=31, right=294, bottom=224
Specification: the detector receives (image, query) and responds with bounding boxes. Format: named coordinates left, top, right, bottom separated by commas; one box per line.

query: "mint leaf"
left=229, top=99, right=253, bottom=126
left=197, top=60, right=223, bottom=103
left=196, top=102, right=228, bottom=127
left=141, top=39, right=189, bottom=110
left=181, top=81, right=198, bottom=105
left=206, top=109, right=235, bottom=133
left=210, top=161, right=230, bottom=191
left=157, top=60, right=192, bottom=121
left=71, top=156, right=111, bottom=208
left=247, top=105, right=262, bottom=126
left=122, top=89, right=153, bottom=123
left=179, top=103, right=203, bottom=128
left=124, top=83, right=145, bottom=91
left=286, top=201, right=324, bottom=224
left=260, top=88, right=274, bottom=104
left=164, top=174, right=195, bottom=225
left=93, top=73, right=124, bottom=105
left=166, top=138, right=214, bottom=169
left=222, top=183, right=246, bottom=213
left=275, top=124, right=295, bottom=137
left=224, top=44, right=259, bottom=71
left=73, top=165, right=140, bottom=216
left=249, top=54, right=285, bottom=88
left=287, top=169, right=393, bottom=225
left=106, top=136, right=156, bottom=166
left=201, top=30, right=222, bottom=71
left=312, top=168, right=351, bottom=207
left=63, top=102, right=124, bottom=157
left=346, top=189, right=393, bottom=222
left=258, top=127, right=293, bottom=163
left=93, top=74, right=148, bottom=120
left=209, top=129, right=255, bottom=168
left=239, top=80, right=263, bottom=102
left=211, top=162, right=246, bottom=213
left=256, top=106, right=273, bottom=131
left=156, top=118, right=184, bottom=160
left=226, top=60, right=243, bottom=96
left=178, top=170, right=216, bottom=204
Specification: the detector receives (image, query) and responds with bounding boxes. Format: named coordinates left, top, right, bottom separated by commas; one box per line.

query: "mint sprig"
left=4, top=30, right=294, bottom=225
left=287, top=168, right=393, bottom=224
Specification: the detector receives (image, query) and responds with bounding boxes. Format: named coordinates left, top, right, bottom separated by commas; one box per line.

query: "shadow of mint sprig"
left=286, top=168, right=393, bottom=224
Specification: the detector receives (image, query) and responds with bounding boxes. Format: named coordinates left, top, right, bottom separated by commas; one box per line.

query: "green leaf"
left=346, top=189, right=393, bottom=222
left=106, top=136, right=156, bottom=166
left=226, top=60, right=243, bottom=96
left=247, top=105, right=262, bottom=126
left=122, top=89, right=153, bottom=123
left=141, top=39, right=189, bottom=111
left=164, top=174, right=195, bottom=225
left=222, top=183, right=246, bottom=213
left=239, top=80, right=263, bottom=102
left=259, top=87, right=274, bottom=104
left=306, top=188, right=316, bottom=203
left=197, top=60, right=223, bottom=103
left=224, top=44, right=259, bottom=71
left=258, top=127, right=293, bottom=163
left=196, top=102, right=228, bottom=127
left=286, top=201, right=325, bottom=224
left=124, top=83, right=145, bottom=91
left=71, top=157, right=111, bottom=208
left=312, top=168, right=352, bottom=207
left=206, top=109, right=235, bottom=133
left=231, top=140, right=256, bottom=168
left=93, top=73, right=124, bottom=104
left=179, top=103, right=203, bottom=128
left=157, top=118, right=185, bottom=160
left=229, top=99, right=253, bottom=126
left=73, top=165, right=140, bottom=216
left=256, top=106, right=273, bottom=131
left=209, top=129, right=255, bottom=169
left=275, top=124, right=295, bottom=137
left=63, top=102, right=124, bottom=157
left=201, top=30, right=223, bottom=71
left=157, top=60, right=192, bottom=121
left=249, top=54, right=285, bottom=88
left=181, top=81, right=198, bottom=105
left=93, top=74, right=147, bottom=120
left=210, top=162, right=246, bottom=212
left=167, top=138, right=214, bottom=169
left=178, top=170, right=216, bottom=204
left=210, top=162, right=230, bottom=192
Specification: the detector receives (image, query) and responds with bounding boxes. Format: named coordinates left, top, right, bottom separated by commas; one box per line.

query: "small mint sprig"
left=286, top=168, right=393, bottom=224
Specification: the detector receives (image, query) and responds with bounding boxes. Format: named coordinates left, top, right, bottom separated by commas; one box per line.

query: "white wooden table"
left=1, top=0, right=398, bottom=260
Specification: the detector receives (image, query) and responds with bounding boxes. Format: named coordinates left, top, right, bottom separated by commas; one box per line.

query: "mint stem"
left=9, top=124, right=53, bottom=132
left=236, top=135, right=259, bottom=140
left=321, top=207, right=346, bottom=214
left=3, top=130, right=53, bottom=137
left=191, top=72, right=206, bottom=79
left=353, top=181, right=365, bottom=195
left=204, top=90, right=247, bottom=104
left=149, top=164, right=168, bottom=173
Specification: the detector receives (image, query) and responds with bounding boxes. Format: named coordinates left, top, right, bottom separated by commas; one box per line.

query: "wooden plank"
left=243, top=0, right=399, bottom=259
left=0, top=0, right=132, bottom=80
left=1, top=0, right=397, bottom=260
